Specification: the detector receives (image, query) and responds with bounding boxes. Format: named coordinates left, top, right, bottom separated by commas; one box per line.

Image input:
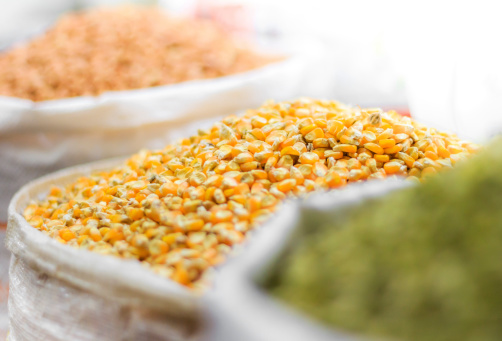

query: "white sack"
left=0, top=37, right=323, bottom=222
left=6, top=156, right=407, bottom=340
left=206, top=180, right=410, bottom=341
left=6, top=158, right=205, bottom=341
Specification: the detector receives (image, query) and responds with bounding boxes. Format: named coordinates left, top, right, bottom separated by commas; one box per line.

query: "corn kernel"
left=379, top=139, right=396, bottom=149
left=384, top=161, right=402, bottom=174
left=364, top=143, right=384, bottom=155
left=299, top=152, right=319, bottom=165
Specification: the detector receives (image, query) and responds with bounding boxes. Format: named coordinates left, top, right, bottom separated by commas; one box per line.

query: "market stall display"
left=2, top=96, right=483, bottom=340
left=1, top=2, right=499, bottom=341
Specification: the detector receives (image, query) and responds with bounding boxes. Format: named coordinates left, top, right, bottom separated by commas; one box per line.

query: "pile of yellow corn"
left=23, top=99, right=478, bottom=288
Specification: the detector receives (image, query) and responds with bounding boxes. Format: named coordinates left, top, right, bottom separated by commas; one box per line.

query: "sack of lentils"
left=0, top=5, right=314, bottom=222
left=6, top=98, right=478, bottom=340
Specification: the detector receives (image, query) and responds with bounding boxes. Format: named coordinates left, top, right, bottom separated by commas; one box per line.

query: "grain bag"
left=6, top=159, right=203, bottom=341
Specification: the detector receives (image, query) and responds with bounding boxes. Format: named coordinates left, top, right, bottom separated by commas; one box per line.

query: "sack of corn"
left=6, top=98, right=478, bottom=340
left=0, top=6, right=318, bottom=222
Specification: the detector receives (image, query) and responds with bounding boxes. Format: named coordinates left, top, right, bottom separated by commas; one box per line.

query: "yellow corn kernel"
left=383, top=161, right=401, bottom=174
left=281, top=138, right=296, bottom=150
left=424, top=150, right=439, bottom=161
left=300, top=124, right=316, bottom=136
left=250, top=169, right=268, bottom=180
left=89, top=228, right=102, bottom=242
left=223, top=188, right=235, bottom=198
left=437, top=145, right=450, bottom=158
left=393, top=124, right=414, bottom=134
left=409, top=167, right=421, bottom=177
left=379, top=139, right=396, bottom=149
left=347, top=159, right=362, bottom=170
left=348, top=169, right=364, bottom=181
left=254, top=151, right=274, bottom=163
left=313, top=162, right=328, bottom=177
left=77, top=235, right=89, bottom=245
left=394, top=133, right=409, bottom=142
left=213, top=189, right=226, bottom=204
left=234, top=152, right=254, bottom=164
left=290, top=167, right=305, bottom=185
left=240, top=161, right=259, bottom=172
left=173, top=264, right=190, bottom=286
left=249, top=128, right=265, bottom=141
left=384, top=145, right=403, bottom=154
left=59, top=229, right=76, bottom=242
left=362, top=131, right=376, bottom=143
left=324, top=151, right=344, bottom=159
left=299, top=152, right=319, bottom=165
left=304, top=128, right=325, bottom=142
left=396, top=152, right=415, bottom=168
left=422, top=166, right=437, bottom=177
left=281, top=146, right=300, bottom=156
left=187, top=219, right=206, bottom=231
left=212, top=210, right=233, bottom=223
left=127, top=208, right=144, bottom=221
left=448, top=145, right=464, bottom=154
left=160, top=232, right=180, bottom=245
left=327, top=120, right=344, bottom=135
left=364, top=143, right=384, bottom=154
left=104, top=229, right=124, bottom=244
left=99, top=227, right=110, bottom=237
left=276, top=179, right=296, bottom=193
left=293, top=142, right=307, bottom=153
left=339, top=135, right=356, bottom=145
left=333, top=144, right=357, bottom=153
left=376, top=128, right=393, bottom=141
left=251, top=116, right=267, bottom=128
left=312, top=138, right=329, bottom=149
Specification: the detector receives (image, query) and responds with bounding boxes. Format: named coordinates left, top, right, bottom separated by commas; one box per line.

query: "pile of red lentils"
left=0, top=6, right=278, bottom=102
left=23, top=99, right=478, bottom=288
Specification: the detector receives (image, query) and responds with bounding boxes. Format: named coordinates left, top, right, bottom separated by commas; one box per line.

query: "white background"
left=1, top=0, right=501, bottom=141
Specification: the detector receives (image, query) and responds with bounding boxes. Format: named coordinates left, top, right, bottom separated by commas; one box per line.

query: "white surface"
left=0, top=0, right=74, bottom=49
left=386, top=1, right=502, bottom=143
